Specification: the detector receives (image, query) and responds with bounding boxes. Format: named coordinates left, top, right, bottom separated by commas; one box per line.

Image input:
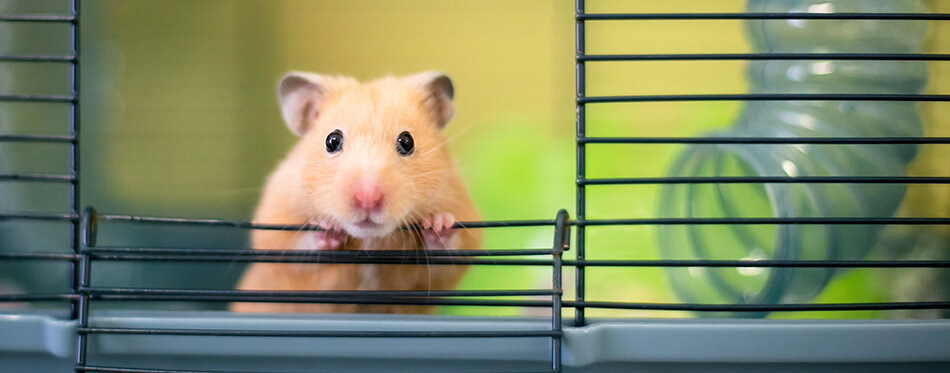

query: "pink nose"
left=353, top=182, right=384, bottom=211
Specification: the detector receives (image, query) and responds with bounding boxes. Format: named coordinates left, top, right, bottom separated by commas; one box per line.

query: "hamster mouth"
left=344, top=216, right=394, bottom=239
left=353, top=218, right=379, bottom=229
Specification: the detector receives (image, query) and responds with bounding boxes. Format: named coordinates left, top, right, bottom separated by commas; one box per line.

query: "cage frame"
left=0, top=0, right=949, bottom=371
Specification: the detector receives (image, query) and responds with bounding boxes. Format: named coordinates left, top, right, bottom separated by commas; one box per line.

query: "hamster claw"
left=421, top=212, right=455, bottom=232
left=421, top=212, right=456, bottom=249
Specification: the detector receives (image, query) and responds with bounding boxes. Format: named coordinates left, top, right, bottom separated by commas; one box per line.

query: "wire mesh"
left=69, top=207, right=569, bottom=372
left=573, top=0, right=950, bottom=324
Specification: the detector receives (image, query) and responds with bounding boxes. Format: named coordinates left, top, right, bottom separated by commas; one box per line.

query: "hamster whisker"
left=410, top=144, right=449, bottom=160
left=440, top=120, right=478, bottom=147
left=410, top=212, right=435, bottom=294
left=405, top=169, right=454, bottom=180
left=407, top=164, right=460, bottom=177
left=393, top=212, right=431, bottom=294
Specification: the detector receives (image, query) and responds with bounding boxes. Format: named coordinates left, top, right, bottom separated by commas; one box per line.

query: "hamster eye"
left=396, top=131, right=414, bottom=156
left=325, top=130, right=343, bottom=153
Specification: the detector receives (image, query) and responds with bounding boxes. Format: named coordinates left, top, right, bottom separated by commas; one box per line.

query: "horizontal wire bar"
left=563, top=259, right=950, bottom=268
left=0, top=54, right=76, bottom=62
left=0, top=133, right=77, bottom=143
left=84, top=293, right=554, bottom=307
left=42, top=245, right=950, bottom=268
left=91, top=255, right=550, bottom=266
left=577, top=12, right=950, bottom=21
left=0, top=252, right=79, bottom=261
left=0, top=172, right=76, bottom=182
left=90, top=214, right=950, bottom=230
left=6, top=214, right=945, bottom=226
left=98, top=214, right=554, bottom=230
left=579, top=53, right=950, bottom=61
left=44, top=247, right=950, bottom=268
left=82, top=288, right=558, bottom=298
left=83, top=289, right=950, bottom=310
left=78, top=327, right=560, bottom=338
left=0, top=14, right=76, bottom=22
left=579, top=93, right=950, bottom=104
left=75, top=248, right=950, bottom=268
left=0, top=93, right=76, bottom=103
left=577, top=217, right=950, bottom=226
left=450, top=219, right=556, bottom=228
left=7, top=295, right=946, bottom=312
left=563, top=301, right=950, bottom=312
left=85, top=254, right=553, bottom=266
left=0, top=211, right=79, bottom=221
left=578, top=136, right=950, bottom=144
left=579, top=176, right=950, bottom=185
left=0, top=294, right=79, bottom=302
left=86, top=247, right=554, bottom=257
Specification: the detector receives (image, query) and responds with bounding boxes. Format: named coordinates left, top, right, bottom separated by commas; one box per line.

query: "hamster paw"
left=307, top=219, right=347, bottom=250
left=420, top=212, right=456, bottom=249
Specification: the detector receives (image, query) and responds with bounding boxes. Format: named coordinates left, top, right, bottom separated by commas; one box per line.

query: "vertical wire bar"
left=67, top=0, right=77, bottom=320
left=69, top=1, right=86, bottom=370
left=76, top=207, right=96, bottom=372
left=574, top=0, right=587, bottom=327
left=71, top=0, right=81, bottom=230
left=68, top=0, right=82, bottom=318
left=67, top=1, right=84, bottom=366
left=551, top=210, right=570, bottom=372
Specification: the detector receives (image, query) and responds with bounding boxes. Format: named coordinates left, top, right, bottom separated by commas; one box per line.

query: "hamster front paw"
left=304, top=219, right=347, bottom=250
left=420, top=212, right=457, bottom=249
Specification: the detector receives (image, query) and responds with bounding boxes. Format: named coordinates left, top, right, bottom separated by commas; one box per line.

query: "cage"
left=1, top=0, right=948, bottom=372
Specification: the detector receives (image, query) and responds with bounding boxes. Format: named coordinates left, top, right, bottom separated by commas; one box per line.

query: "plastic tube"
left=657, top=0, right=928, bottom=316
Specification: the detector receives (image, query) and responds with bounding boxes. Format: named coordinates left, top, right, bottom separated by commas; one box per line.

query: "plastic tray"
left=2, top=311, right=948, bottom=372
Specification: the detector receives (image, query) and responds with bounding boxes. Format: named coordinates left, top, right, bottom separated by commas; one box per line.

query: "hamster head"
left=276, top=71, right=457, bottom=239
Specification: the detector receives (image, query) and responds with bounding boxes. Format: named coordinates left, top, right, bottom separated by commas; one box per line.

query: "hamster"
left=230, top=71, right=481, bottom=314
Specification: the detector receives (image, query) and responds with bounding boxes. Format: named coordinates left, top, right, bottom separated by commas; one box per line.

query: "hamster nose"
left=353, top=182, right=384, bottom=211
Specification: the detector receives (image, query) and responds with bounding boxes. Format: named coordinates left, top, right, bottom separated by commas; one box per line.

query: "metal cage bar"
left=551, top=209, right=569, bottom=372
left=0, top=14, right=75, bottom=22
left=578, top=136, right=950, bottom=144
left=0, top=0, right=84, bottom=369
left=579, top=52, right=950, bottom=61
left=576, top=12, right=950, bottom=20
left=574, top=0, right=588, bottom=329
left=70, top=2, right=85, bottom=372
left=579, top=93, right=950, bottom=103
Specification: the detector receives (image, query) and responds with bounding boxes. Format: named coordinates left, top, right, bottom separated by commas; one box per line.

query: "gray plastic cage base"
left=1, top=311, right=948, bottom=372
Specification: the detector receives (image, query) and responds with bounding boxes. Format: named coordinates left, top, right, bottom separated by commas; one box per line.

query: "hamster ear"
left=277, top=71, right=332, bottom=137
left=409, top=71, right=455, bottom=129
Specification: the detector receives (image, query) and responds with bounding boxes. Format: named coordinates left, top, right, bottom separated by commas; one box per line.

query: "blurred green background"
left=1, top=0, right=947, bottom=318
